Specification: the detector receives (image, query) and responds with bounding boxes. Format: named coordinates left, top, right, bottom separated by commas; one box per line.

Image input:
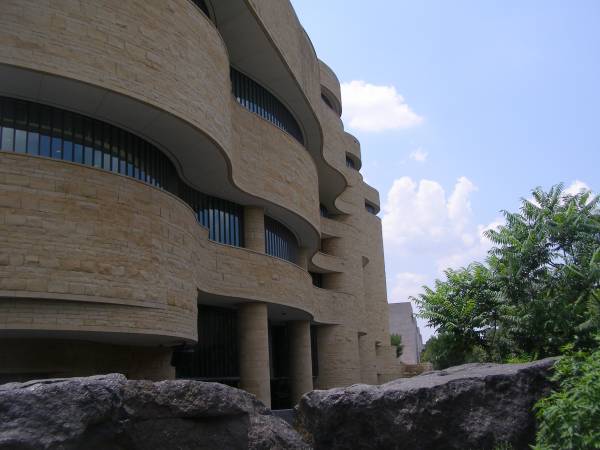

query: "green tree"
left=420, top=332, right=486, bottom=370
left=486, top=184, right=600, bottom=358
left=414, top=184, right=600, bottom=366
left=390, top=334, right=403, bottom=358
left=413, top=263, right=501, bottom=362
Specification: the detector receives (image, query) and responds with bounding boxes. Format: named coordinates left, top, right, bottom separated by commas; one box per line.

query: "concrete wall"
left=389, top=303, right=424, bottom=365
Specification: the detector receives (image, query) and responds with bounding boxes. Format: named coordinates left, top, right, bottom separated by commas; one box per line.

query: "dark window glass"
left=264, top=216, right=298, bottom=264
left=230, top=68, right=304, bottom=146
left=191, top=0, right=210, bottom=17
left=39, top=135, right=50, bottom=157
left=83, top=118, right=93, bottom=165
left=51, top=136, right=62, bottom=159
left=311, top=326, right=319, bottom=377
left=310, top=272, right=323, bottom=288
left=319, top=204, right=329, bottom=218
left=63, top=140, right=73, bottom=162
left=27, top=132, right=39, bottom=155
left=15, top=130, right=27, bottom=153
left=321, top=93, right=335, bottom=111
left=26, top=103, right=40, bottom=155
left=1, top=127, right=14, bottom=151
left=51, top=109, right=63, bottom=159
left=346, top=156, right=356, bottom=169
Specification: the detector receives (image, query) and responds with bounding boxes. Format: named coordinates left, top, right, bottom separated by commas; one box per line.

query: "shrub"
left=533, top=341, right=600, bottom=450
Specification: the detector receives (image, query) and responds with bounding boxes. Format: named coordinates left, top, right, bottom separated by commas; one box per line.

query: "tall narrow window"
left=265, top=216, right=299, bottom=264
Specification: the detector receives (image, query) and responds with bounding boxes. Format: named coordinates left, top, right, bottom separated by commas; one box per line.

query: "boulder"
left=296, top=358, right=557, bottom=450
left=0, top=374, right=308, bottom=450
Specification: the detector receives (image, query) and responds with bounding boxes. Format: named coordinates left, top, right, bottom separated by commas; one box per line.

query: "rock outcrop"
left=0, top=374, right=308, bottom=450
left=296, top=358, right=557, bottom=450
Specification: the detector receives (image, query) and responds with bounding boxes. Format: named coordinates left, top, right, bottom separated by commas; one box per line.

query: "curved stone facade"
left=0, top=0, right=401, bottom=405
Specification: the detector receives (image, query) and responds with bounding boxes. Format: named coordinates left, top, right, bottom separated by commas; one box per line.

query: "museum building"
left=0, top=0, right=402, bottom=408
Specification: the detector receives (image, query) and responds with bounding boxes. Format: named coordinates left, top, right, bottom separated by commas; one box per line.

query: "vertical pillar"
left=244, top=206, right=265, bottom=253
left=238, top=303, right=271, bottom=407
left=289, top=320, right=313, bottom=404
left=315, top=325, right=361, bottom=389
left=358, top=334, right=378, bottom=385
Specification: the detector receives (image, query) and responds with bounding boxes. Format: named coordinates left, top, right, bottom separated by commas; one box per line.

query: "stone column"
left=358, top=333, right=378, bottom=385
left=288, top=320, right=313, bottom=404
left=238, top=302, right=271, bottom=407
left=315, top=324, right=361, bottom=389
left=244, top=206, right=265, bottom=253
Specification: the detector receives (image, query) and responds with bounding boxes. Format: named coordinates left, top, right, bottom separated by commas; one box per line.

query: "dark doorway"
left=172, top=305, right=239, bottom=387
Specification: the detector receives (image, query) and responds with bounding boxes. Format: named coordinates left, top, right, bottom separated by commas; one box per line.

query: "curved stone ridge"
left=0, top=374, right=308, bottom=450
left=295, top=358, right=557, bottom=450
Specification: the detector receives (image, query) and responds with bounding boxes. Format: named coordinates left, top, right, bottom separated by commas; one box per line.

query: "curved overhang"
left=363, top=182, right=382, bottom=214
left=318, top=59, right=343, bottom=115
left=344, top=132, right=362, bottom=169
left=197, top=291, right=314, bottom=324
left=210, top=0, right=347, bottom=214
left=0, top=64, right=319, bottom=250
left=310, top=251, right=345, bottom=274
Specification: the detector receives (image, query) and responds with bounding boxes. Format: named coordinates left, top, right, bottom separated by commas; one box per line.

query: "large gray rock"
left=296, top=358, right=557, bottom=450
left=0, top=374, right=309, bottom=450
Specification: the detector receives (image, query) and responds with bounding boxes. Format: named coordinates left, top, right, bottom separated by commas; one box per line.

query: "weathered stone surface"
left=296, top=358, right=557, bottom=450
left=0, top=374, right=308, bottom=450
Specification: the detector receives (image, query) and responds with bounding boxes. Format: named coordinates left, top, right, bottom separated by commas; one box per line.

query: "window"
left=365, top=202, right=377, bottom=215
left=191, top=0, right=210, bottom=17
left=173, top=305, right=239, bottom=383
left=231, top=68, right=304, bottom=145
left=319, top=204, right=329, bottom=218
left=321, top=94, right=334, bottom=110
left=346, top=156, right=356, bottom=169
left=0, top=96, right=244, bottom=247
left=310, top=272, right=323, bottom=288
left=265, top=216, right=299, bottom=264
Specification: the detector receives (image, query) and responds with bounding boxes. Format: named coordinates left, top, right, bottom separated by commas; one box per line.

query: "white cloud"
left=341, top=80, right=423, bottom=132
left=409, top=148, right=428, bottom=163
left=390, top=272, right=428, bottom=302
left=447, top=176, right=477, bottom=231
left=382, top=176, right=500, bottom=272
left=564, top=180, right=590, bottom=196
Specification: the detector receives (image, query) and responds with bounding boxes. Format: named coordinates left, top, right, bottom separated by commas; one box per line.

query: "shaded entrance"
left=172, top=305, right=318, bottom=409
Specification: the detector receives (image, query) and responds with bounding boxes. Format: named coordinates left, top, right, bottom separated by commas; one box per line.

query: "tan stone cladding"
left=0, top=153, right=359, bottom=342
left=231, top=104, right=319, bottom=230
left=0, top=153, right=199, bottom=341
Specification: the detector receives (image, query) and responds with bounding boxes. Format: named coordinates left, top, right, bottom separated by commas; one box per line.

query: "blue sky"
left=291, top=0, right=600, bottom=340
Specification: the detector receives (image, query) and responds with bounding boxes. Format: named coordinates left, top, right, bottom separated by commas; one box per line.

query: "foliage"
left=533, top=340, right=600, bottom=450
left=390, top=333, right=403, bottom=358
left=486, top=184, right=600, bottom=358
left=413, top=184, right=600, bottom=368
left=414, top=263, right=501, bottom=362
left=420, top=332, right=486, bottom=370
